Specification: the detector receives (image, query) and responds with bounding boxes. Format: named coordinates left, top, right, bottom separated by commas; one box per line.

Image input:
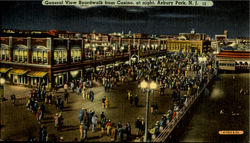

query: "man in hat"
left=135, top=118, right=141, bottom=136
left=125, top=122, right=131, bottom=141
left=134, top=94, right=139, bottom=107
left=41, top=125, right=47, bottom=142
left=79, top=108, right=84, bottom=124
left=118, top=125, right=123, bottom=142
left=64, top=91, right=69, bottom=104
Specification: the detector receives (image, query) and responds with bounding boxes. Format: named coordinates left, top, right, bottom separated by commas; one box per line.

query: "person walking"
left=10, top=94, right=16, bottom=105
left=89, top=90, right=94, bottom=102
left=105, top=96, right=109, bottom=109
left=64, top=83, right=68, bottom=93
left=70, top=81, right=74, bottom=92
left=134, top=94, right=139, bottom=107
left=79, top=123, right=84, bottom=141
left=33, top=101, right=38, bottom=115
left=58, top=113, right=63, bottom=131
left=129, top=94, right=134, bottom=105
left=36, top=107, right=42, bottom=124
left=102, top=96, right=106, bottom=108
left=135, top=118, right=141, bottom=136
left=82, top=86, right=87, bottom=99
left=118, top=125, right=123, bottom=142
left=125, top=122, right=131, bottom=141
left=91, top=115, right=97, bottom=132
left=79, top=108, right=84, bottom=124
left=100, top=116, right=106, bottom=136
left=106, top=120, right=112, bottom=136
left=54, top=113, right=59, bottom=129
left=41, top=125, right=47, bottom=142
left=127, top=90, right=131, bottom=100
left=64, top=91, right=69, bottom=104
left=83, top=123, right=88, bottom=140
left=59, top=98, right=64, bottom=112
left=111, top=125, right=117, bottom=141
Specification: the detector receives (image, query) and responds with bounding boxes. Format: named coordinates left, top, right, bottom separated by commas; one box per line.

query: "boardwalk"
left=153, top=73, right=215, bottom=142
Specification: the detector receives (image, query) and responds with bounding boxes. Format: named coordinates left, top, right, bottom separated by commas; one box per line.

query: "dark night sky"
left=0, top=0, right=249, bottom=38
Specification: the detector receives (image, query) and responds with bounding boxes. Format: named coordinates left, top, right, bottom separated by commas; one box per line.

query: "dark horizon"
left=1, top=1, right=249, bottom=38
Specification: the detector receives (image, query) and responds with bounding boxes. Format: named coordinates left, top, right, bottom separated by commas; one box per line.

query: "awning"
left=0, top=68, right=12, bottom=73
left=115, top=61, right=124, bottom=64
left=27, top=71, right=48, bottom=78
left=10, top=69, right=28, bottom=75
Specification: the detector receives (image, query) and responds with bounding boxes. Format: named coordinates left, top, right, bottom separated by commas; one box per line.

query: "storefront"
left=68, top=70, right=82, bottom=81
left=54, top=72, right=67, bottom=87
left=85, top=68, right=94, bottom=79
left=9, top=69, right=28, bottom=85
left=0, top=67, right=12, bottom=81
left=27, top=71, right=48, bottom=86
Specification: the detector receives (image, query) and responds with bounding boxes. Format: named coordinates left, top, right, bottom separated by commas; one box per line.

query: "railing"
left=153, top=73, right=215, bottom=142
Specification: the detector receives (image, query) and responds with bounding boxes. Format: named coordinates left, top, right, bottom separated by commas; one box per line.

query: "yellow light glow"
left=140, top=80, right=147, bottom=89
left=150, top=81, right=157, bottom=90
left=0, top=78, right=5, bottom=85
left=44, top=52, right=47, bottom=58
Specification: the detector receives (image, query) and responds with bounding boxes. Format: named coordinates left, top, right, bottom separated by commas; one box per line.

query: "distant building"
left=215, top=30, right=228, bottom=42
left=179, top=29, right=210, bottom=41
left=216, top=50, right=250, bottom=71
left=166, top=40, right=204, bottom=53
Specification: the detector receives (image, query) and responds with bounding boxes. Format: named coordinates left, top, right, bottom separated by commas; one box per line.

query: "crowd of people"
left=21, top=51, right=216, bottom=142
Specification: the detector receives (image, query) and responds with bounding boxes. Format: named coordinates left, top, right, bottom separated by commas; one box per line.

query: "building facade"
left=216, top=50, right=250, bottom=71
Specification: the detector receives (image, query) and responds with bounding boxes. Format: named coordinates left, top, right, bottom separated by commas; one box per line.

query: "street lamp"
left=0, top=78, right=6, bottom=101
left=112, top=45, right=116, bottom=57
left=140, top=80, right=157, bottom=142
left=121, top=46, right=124, bottom=56
left=93, top=47, right=96, bottom=60
left=155, top=44, right=158, bottom=51
left=104, top=47, right=107, bottom=58
left=198, top=56, right=207, bottom=83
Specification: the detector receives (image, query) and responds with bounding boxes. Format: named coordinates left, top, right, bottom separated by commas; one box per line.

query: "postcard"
left=0, top=0, right=249, bottom=142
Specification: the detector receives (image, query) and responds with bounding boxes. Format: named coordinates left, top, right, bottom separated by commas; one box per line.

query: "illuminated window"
left=24, top=50, right=27, bottom=61
left=43, top=51, right=47, bottom=63
left=54, top=49, right=67, bottom=64
left=0, top=48, right=9, bottom=60
left=71, top=49, right=81, bottom=62
left=33, top=51, right=37, bottom=62
left=54, top=51, right=58, bottom=64
left=14, top=50, right=19, bottom=61
left=63, top=51, right=67, bottom=62
left=32, top=46, right=48, bottom=64
left=38, top=51, right=42, bottom=62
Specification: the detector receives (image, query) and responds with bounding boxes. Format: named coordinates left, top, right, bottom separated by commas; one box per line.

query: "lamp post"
left=140, top=80, right=157, bottom=142
left=121, top=46, right=124, bottom=56
left=104, top=47, right=107, bottom=58
left=112, top=44, right=116, bottom=57
left=0, top=78, right=6, bottom=101
left=93, top=47, right=96, bottom=60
